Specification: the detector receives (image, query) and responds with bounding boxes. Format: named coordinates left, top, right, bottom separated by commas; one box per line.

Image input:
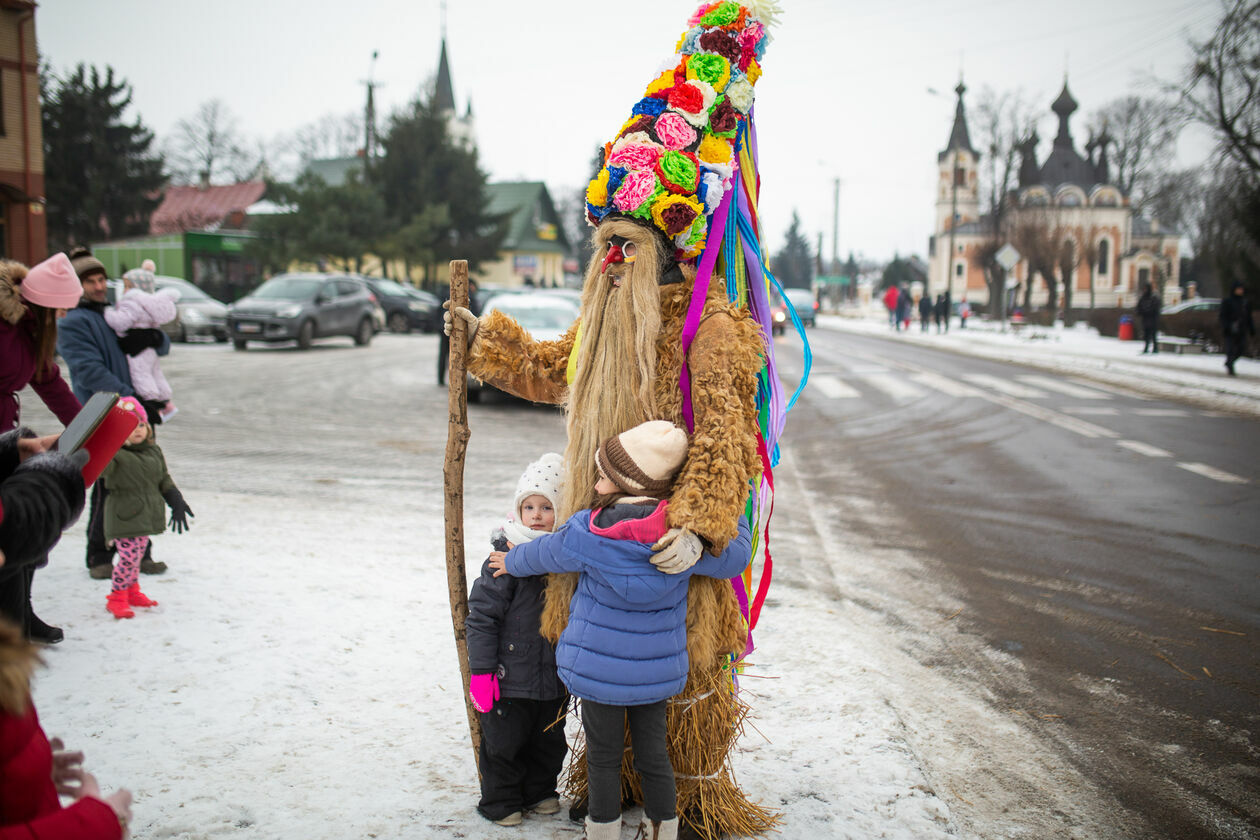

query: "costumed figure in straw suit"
left=448, top=3, right=796, bottom=836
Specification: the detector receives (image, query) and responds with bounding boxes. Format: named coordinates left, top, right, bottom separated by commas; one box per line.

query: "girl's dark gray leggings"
left=581, top=698, right=677, bottom=823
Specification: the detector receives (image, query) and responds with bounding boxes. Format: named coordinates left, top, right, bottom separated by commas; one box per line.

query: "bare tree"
left=1086, top=96, right=1182, bottom=207
left=1012, top=209, right=1063, bottom=316
left=1077, top=224, right=1104, bottom=313
left=971, top=87, right=1038, bottom=315
left=166, top=99, right=252, bottom=185
left=1058, top=236, right=1077, bottom=325
left=1179, top=0, right=1260, bottom=177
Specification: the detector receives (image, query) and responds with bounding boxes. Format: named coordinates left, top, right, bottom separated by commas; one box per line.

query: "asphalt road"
left=772, top=324, right=1259, bottom=839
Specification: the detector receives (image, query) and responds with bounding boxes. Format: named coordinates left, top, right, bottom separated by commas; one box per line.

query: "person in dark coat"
left=939, top=289, right=952, bottom=333
left=491, top=422, right=752, bottom=840
left=895, top=286, right=912, bottom=332
left=0, top=428, right=87, bottom=571
left=918, top=294, right=933, bottom=333
left=1220, top=281, right=1255, bottom=376
left=464, top=452, right=568, bottom=827
left=1136, top=283, right=1162, bottom=354
left=57, top=247, right=171, bottom=579
left=0, top=254, right=84, bottom=645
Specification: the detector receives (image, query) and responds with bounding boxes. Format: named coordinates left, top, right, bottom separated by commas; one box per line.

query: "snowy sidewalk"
left=820, top=312, right=1260, bottom=417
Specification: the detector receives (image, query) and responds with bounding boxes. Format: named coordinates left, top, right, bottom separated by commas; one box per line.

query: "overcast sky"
left=38, top=0, right=1220, bottom=264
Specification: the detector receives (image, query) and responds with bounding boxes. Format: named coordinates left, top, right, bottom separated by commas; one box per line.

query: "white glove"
left=442, top=300, right=479, bottom=344
left=650, top=528, right=702, bottom=574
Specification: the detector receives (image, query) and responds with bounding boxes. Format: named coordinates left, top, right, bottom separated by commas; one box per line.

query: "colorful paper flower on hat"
left=656, top=150, right=700, bottom=195
left=654, top=112, right=698, bottom=150
left=583, top=1, right=778, bottom=259
left=668, top=79, right=717, bottom=127
left=687, top=53, right=731, bottom=92
left=613, top=169, right=661, bottom=214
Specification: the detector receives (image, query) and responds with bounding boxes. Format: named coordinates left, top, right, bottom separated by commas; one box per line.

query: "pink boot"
left=126, top=584, right=158, bottom=608
left=107, top=589, right=134, bottom=619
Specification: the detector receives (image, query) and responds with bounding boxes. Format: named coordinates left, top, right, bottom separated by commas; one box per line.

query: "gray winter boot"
left=585, top=815, right=622, bottom=840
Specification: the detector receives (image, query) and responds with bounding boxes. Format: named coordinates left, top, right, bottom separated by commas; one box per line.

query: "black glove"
left=139, top=398, right=166, bottom=425
left=118, top=328, right=165, bottom=357
left=162, top=487, right=193, bottom=533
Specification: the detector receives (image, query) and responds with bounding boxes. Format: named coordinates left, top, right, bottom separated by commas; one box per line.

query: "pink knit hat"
left=117, top=396, right=148, bottom=426
left=20, top=253, right=83, bottom=309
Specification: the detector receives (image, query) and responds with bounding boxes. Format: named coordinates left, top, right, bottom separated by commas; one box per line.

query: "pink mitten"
left=469, top=673, right=500, bottom=713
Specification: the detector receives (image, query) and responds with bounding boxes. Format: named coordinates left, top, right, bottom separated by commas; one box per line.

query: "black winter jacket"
left=0, top=428, right=86, bottom=577
left=1220, top=294, right=1255, bottom=337
left=465, top=530, right=566, bottom=701
left=1136, top=292, right=1161, bottom=325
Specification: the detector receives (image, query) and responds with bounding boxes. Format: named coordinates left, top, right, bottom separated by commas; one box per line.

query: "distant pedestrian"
left=940, top=289, right=952, bottom=333
left=1220, top=281, right=1254, bottom=376
left=896, top=287, right=912, bottom=332
left=1137, top=283, right=1162, bottom=354
left=100, top=398, right=192, bottom=619
left=933, top=294, right=945, bottom=333
left=465, top=452, right=568, bottom=828
left=882, top=285, right=899, bottom=330
left=959, top=298, right=971, bottom=329
left=918, top=294, right=933, bottom=333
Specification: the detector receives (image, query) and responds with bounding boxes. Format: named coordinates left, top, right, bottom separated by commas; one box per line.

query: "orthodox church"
left=929, top=80, right=1181, bottom=312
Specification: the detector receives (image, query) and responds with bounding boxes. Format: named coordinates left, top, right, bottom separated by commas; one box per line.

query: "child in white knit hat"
left=106, top=260, right=180, bottom=422
left=489, top=420, right=752, bottom=840
left=465, top=452, right=569, bottom=828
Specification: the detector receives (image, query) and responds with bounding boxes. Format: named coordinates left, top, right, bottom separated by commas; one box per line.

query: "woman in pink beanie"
left=0, top=253, right=84, bottom=644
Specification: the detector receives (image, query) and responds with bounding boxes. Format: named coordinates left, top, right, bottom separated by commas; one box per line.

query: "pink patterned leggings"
left=112, top=536, right=150, bottom=591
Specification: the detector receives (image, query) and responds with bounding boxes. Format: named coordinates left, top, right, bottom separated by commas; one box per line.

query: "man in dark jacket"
left=1220, top=281, right=1255, bottom=376
left=918, top=294, right=933, bottom=333
left=56, top=247, right=170, bottom=578
left=1136, top=283, right=1162, bottom=354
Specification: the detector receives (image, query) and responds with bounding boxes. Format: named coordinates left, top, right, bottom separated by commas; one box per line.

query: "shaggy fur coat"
left=467, top=267, right=765, bottom=670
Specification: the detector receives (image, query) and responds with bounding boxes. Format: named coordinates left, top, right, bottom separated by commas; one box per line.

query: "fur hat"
left=117, top=396, right=148, bottom=426
left=19, top=253, right=82, bottom=309
left=596, top=420, right=688, bottom=497
left=514, top=452, right=565, bottom=519
left=583, top=1, right=779, bottom=260
left=68, top=246, right=106, bottom=281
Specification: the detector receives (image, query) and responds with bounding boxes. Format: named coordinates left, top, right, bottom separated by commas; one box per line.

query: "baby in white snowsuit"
left=105, top=260, right=179, bottom=420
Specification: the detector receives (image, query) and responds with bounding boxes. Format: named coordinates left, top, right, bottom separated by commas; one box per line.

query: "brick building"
left=0, top=0, right=45, bottom=264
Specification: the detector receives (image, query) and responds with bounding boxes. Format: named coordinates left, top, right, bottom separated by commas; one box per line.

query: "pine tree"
left=771, top=211, right=814, bottom=289
left=41, top=64, right=166, bottom=252
left=372, top=96, right=505, bottom=286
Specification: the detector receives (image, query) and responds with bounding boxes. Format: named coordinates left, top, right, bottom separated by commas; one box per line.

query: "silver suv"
left=227, top=273, right=382, bottom=351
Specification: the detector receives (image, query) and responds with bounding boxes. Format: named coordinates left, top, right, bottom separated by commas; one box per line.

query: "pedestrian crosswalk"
left=791, top=368, right=1120, bottom=404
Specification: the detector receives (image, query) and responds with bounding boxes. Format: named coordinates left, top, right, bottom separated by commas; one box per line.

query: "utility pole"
left=832, top=177, right=844, bottom=299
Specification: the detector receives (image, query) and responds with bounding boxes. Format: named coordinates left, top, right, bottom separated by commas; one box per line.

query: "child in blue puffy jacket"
left=489, top=420, right=751, bottom=840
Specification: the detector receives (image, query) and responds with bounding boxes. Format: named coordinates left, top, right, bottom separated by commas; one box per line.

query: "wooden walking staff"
left=442, top=259, right=480, bottom=769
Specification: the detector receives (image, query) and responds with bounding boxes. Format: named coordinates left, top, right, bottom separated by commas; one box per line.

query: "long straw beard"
left=560, top=219, right=663, bottom=520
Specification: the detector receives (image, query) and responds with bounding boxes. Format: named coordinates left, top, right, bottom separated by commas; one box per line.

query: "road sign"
left=995, top=243, right=1021, bottom=271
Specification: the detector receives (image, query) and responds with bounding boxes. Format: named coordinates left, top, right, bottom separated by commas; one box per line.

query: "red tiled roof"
left=149, top=181, right=267, bottom=235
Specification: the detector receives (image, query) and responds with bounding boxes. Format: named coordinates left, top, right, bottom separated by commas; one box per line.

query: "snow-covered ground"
left=17, top=319, right=1253, bottom=839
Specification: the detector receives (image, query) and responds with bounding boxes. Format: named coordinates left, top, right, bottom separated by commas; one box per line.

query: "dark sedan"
left=228, top=274, right=381, bottom=350
left=363, top=277, right=440, bottom=333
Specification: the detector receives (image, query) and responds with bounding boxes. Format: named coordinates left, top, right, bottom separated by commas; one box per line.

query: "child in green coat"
left=101, top=398, right=193, bottom=619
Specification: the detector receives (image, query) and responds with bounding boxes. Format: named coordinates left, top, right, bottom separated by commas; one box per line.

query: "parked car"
left=152, top=276, right=229, bottom=342
left=362, top=277, right=441, bottom=334
left=770, top=287, right=818, bottom=335
left=468, top=293, right=580, bottom=402
left=1160, top=297, right=1224, bottom=349
left=1161, top=297, right=1220, bottom=316
left=227, top=273, right=381, bottom=351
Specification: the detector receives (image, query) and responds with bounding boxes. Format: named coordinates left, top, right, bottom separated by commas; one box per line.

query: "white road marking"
left=1063, top=407, right=1120, bottom=416
left=909, top=371, right=984, bottom=397
left=863, top=373, right=926, bottom=402
left=963, top=373, right=1049, bottom=399
left=1017, top=375, right=1112, bottom=399
left=1067, top=378, right=1151, bottom=400
left=1176, top=462, right=1250, bottom=484
left=976, top=391, right=1121, bottom=439
left=812, top=375, right=862, bottom=399
left=1133, top=408, right=1190, bottom=418
left=1117, top=440, right=1173, bottom=458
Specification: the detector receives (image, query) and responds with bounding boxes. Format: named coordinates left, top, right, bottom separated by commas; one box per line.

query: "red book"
left=56, top=392, right=139, bottom=486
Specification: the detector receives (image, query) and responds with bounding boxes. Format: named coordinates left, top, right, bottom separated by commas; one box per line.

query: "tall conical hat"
left=584, top=1, right=780, bottom=260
